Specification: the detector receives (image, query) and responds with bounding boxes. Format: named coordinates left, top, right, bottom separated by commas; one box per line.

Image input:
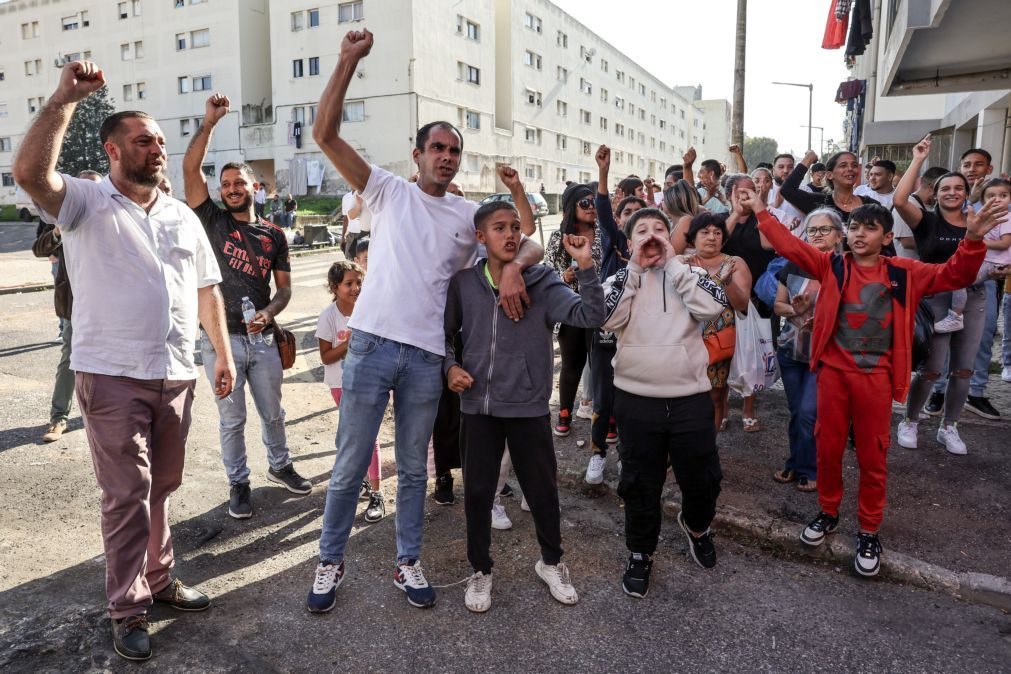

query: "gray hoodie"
left=444, top=261, right=605, bottom=417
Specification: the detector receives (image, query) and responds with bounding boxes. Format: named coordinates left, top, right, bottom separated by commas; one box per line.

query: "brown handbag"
left=236, top=221, right=297, bottom=370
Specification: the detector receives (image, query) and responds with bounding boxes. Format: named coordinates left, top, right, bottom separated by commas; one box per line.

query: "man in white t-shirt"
left=855, top=159, right=897, bottom=208
left=13, top=60, right=235, bottom=662
left=768, top=153, right=807, bottom=233
left=254, top=183, right=267, bottom=218
left=305, top=28, right=543, bottom=614
left=341, top=190, right=366, bottom=258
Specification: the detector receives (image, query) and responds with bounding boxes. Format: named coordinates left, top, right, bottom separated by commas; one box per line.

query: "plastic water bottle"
left=241, top=296, right=264, bottom=344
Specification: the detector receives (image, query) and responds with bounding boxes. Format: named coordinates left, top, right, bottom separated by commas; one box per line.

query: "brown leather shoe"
left=112, top=614, right=151, bottom=661
left=152, top=578, right=211, bottom=612
left=42, top=420, right=67, bottom=443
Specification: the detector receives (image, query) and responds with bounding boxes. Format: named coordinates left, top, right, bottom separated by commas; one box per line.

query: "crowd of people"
left=12, top=26, right=1011, bottom=663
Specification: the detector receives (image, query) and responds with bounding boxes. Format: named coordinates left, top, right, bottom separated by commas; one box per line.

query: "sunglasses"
left=806, top=225, right=839, bottom=237
left=577, top=198, right=595, bottom=210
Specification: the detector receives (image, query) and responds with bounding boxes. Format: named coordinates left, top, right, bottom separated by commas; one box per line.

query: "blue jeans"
left=318, top=331, right=444, bottom=565
left=777, top=351, right=817, bottom=481
left=970, top=279, right=998, bottom=396
left=201, top=331, right=290, bottom=485
left=1003, top=289, right=1011, bottom=368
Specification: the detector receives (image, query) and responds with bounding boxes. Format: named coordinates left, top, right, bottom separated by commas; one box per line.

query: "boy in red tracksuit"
left=741, top=189, right=1000, bottom=577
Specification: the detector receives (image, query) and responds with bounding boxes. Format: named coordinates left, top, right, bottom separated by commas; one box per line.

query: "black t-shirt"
left=192, top=198, right=291, bottom=334
left=913, top=210, right=965, bottom=264
left=722, top=214, right=777, bottom=285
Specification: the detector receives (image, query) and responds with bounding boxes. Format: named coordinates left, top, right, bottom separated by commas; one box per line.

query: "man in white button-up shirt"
left=13, top=60, right=235, bottom=663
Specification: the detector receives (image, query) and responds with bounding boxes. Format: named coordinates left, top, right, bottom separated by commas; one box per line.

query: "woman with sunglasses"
left=546, top=183, right=603, bottom=437
left=772, top=209, right=844, bottom=492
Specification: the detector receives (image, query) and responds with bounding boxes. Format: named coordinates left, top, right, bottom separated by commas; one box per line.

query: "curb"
left=555, top=469, right=1011, bottom=612
left=0, top=283, right=52, bottom=296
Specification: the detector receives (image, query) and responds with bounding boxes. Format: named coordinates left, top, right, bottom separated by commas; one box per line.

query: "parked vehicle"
left=14, top=186, right=39, bottom=222
left=479, top=192, right=550, bottom=218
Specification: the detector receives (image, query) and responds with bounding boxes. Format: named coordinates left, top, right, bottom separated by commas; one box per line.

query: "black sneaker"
left=267, top=463, right=312, bottom=495
left=359, top=479, right=371, bottom=501
left=800, top=511, right=838, bottom=546
left=677, top=512, right=717, bottom=568
left=964, top=395, right=1000, bottom=420
left=854, top=532, right=883, bottom=577
left=112, top=614, right=151, bottom=661
left=924, top=390, right=944, bottom=417
left=622, top=552, right=653, bottom=598
left=365, top=490, right=386, bottom=523
left=432, top=474, right=455, bottom=505
left=228, top=482, right=252, bottom=519
left=499, top=483, right=514, bottom=498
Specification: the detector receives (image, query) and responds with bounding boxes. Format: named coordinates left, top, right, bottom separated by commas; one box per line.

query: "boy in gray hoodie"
left=444, top=200, right=605, bottom=614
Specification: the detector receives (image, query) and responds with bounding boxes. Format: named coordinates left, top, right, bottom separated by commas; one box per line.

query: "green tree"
left=743, top=136, right=779, bottom=168
left=57, top=85, right=115, bottom=177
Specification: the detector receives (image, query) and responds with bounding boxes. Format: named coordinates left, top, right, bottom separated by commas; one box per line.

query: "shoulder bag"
left=236, top=222, right=298, bottom=370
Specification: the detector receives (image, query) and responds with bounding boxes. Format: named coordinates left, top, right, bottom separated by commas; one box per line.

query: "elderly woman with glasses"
left=772, top=208, right=845, bottom=492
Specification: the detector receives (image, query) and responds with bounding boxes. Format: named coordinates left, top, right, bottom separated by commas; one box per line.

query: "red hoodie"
left=756, top=210, right=986, bottom=402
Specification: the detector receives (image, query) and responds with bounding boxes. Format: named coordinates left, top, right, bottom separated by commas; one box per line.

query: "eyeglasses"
left=577, top=198, right=595, bottom=210
left=806, top=225, right=839, bottom=237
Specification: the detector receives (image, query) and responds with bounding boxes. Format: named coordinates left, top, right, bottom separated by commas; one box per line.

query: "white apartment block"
left=0, top=0, right=730, bottom=201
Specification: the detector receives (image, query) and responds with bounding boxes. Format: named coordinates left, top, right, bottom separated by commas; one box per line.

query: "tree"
left=57, top=85, right=115, bottom=177
left=743, top=136, right=778, bottom=168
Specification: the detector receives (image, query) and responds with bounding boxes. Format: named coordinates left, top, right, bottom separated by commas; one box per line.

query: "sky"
left=551, top=0, right=849, bottom=157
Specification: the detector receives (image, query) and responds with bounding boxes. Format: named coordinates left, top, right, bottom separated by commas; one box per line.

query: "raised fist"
left=341, top=29, right=374, bottom=61
left=54, top=61, right=105, bottom=104
left=595, top=145, right=611, bottom=169
left=497, top=164, right=522, bottom=191
left=205, top=94, right=230, bottom=125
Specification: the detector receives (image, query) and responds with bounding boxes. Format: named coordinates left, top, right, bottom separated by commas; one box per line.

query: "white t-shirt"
left=254, top=187, right=267, bottom=205
left=891, top=195, right=925, bottom=260
left=350, top=165, right=480, bottom=355
left=315, top=302, right=351, bottom=388
left=39, top=175, right=221, bottom=379
left=855, top=184, right=894, bottom=208
left=985, top=211, right=1011, bottom=266
left=342, top=191, right=361, bottom=234
left=768, top=182, right=806, bottom=235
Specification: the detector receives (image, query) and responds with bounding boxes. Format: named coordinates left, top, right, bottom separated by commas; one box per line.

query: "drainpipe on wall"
left=862, top=0, right=882, bottom=161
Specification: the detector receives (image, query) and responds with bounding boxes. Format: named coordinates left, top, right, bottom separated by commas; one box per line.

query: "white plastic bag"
left=728, top=301, right=780, bottom=395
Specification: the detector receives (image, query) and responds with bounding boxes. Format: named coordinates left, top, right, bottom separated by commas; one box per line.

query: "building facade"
left=0, top=0, right=730, bottom=202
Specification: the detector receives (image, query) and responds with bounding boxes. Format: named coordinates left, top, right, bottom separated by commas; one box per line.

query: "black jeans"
left=432, top=378, right=461, bottom=476
left=590, top=334, right=616, bottom=455
left=614, top=389, right=722, bottom=555
left=557, top=324, right=592, bottom=414
left=461, top=413, right=563, bottom=574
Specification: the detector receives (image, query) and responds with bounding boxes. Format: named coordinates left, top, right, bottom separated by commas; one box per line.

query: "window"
left=24, top=59, right=42, bottom=76
left=0, top=104, right=8, bottom=118
left=457, top=15, right=479, bottom=40
left=556, top=100, right=567, bottom=117
left=0, top=138, right=11, bottom=152
left=193, top=75, right=211, bottom=91
left=660, top=119, right=666, bottom=130
left=21, top=21, right=40, bottom=39
left=639, top=109, right=645, bottom=121
left=62, top=15, right=80, bottom=31
left=309, top=105, right=317, bottom=124
left=614, top=150, right=624, bottom=163
left=134, top=41, right=144, bottom=58
left=121, top=43, right=131, bottom=60
left=651, top=90, right=657, bottom=102
left=524, top=13, right=542, bottom=33
left=660, top=141, right=666, bottom=152
left=458, top=62, right=480, bottom=85
left=580, top=78, right=591, bottom=95
left=557, top=168, right=567, bottom=183
left=293, top=59, right=304, bottom=78
left=582, top=141, right=591, bottom=155
left=526, top=89, right=542, bottom=106
left=309, top=8, right=320, bottom=27
left=291, top=11, right=304, bottom=31
left=201, top=163, right=215, bottom=178
left=524, top=127, right=541, bottom=144
left=2, top=173, right=15, bottom=187
left=651, top=114, right=656, bottom=126
left=600, top=88, right=608, bottom=103
left=639, top=83, right=646, bottom=96
left=309, top=57, right=319, bottom=76
left=119, top=2, right=129, bottom=19
left=556, top=30, right=567, bottom=48
left=464, top=154, right=479, bottom=173
left=191, top=29, right=210, bottom=48
left=338, top=1, right=363, bottom=23
left=580, top=109, right=591, bottom=124
left=132, top=0, right=142, bottom=15
left=137, top=82, right=146, bottom=100
left=176, top=33, right=187, bottom=50
left=615, top=69, right=625, bottom=84
left=660, top=97, right=667, bottom=110
left=556, top=66, right=567, bottom=82
left=680, top=109, right=685, bottom=119
left=123, top=84, right=134, bottom=102
left=600, top=58, right=609, bottom=73
left=465, top=110, right=480, bottom=129
left=180, top=119, right=191, bottom=136
left=615, top=123, right=625, bottom=136
left=600, top=117, right=608, bottom=131
left=178, top=76, right=191, bottom=93
left=629, top=103, right=635, bottom=116
left=342, top=100, right=365, bottom=123
left=615, top=96, right=624, bottom=111
left=523, top=51, right=541, bottom=70
left=556, top=134, right=567, bottom=151
left=292, top=106, right=306, bottom=124
left=629, top=76, right=635, bottom=90
left=524, top=164, right=542, bottom=180
left=579, top=171, right=591, bottom=184
left=580, top=46, right=593, bottom=63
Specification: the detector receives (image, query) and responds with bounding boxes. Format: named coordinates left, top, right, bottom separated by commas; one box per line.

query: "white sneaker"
left=575, top=402, right=594, bottom=420
left=520, top=495, right=531, bottom=512
left=1002, top=366, right=1011, bottom=383
left=585, top=454, right=606, bottom=485
left=535, top=560, right=578, bottom=605
left=464, top=571, right=492, bottom=613
left=490, top=503, right=512, bottom=530
left=933, top=310, right=964, bottom=334
left=937, top=424, right=967, bottom=455
left=896, top=419, right=918, bottom=449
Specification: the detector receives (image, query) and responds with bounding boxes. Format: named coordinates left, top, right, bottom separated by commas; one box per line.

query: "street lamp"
left=801, top=125, right=825, bottom=155
left=773, top=81, right=813, bottom=151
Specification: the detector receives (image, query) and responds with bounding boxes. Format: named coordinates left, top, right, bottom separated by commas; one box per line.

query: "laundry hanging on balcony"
left=822, top=0, right=849, bottom=49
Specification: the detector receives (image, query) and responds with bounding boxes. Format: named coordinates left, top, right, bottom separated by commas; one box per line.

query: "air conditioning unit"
left=54, top=58, right=63, bottom=67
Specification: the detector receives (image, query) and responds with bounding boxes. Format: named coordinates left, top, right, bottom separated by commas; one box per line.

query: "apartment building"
left=0, top=0, right=730, bottom=201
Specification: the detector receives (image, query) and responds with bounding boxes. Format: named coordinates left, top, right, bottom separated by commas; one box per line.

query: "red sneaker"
left=606, top=417, right=618, bottom=444
left=554, top=409, right=572, bottom=437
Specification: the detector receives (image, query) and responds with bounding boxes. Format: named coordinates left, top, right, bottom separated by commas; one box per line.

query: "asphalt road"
left=0, top=243, right=1009, bottom=672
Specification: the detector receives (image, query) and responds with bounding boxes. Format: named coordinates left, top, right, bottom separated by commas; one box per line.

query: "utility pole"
left=731, top=0, right=746, bottom=147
